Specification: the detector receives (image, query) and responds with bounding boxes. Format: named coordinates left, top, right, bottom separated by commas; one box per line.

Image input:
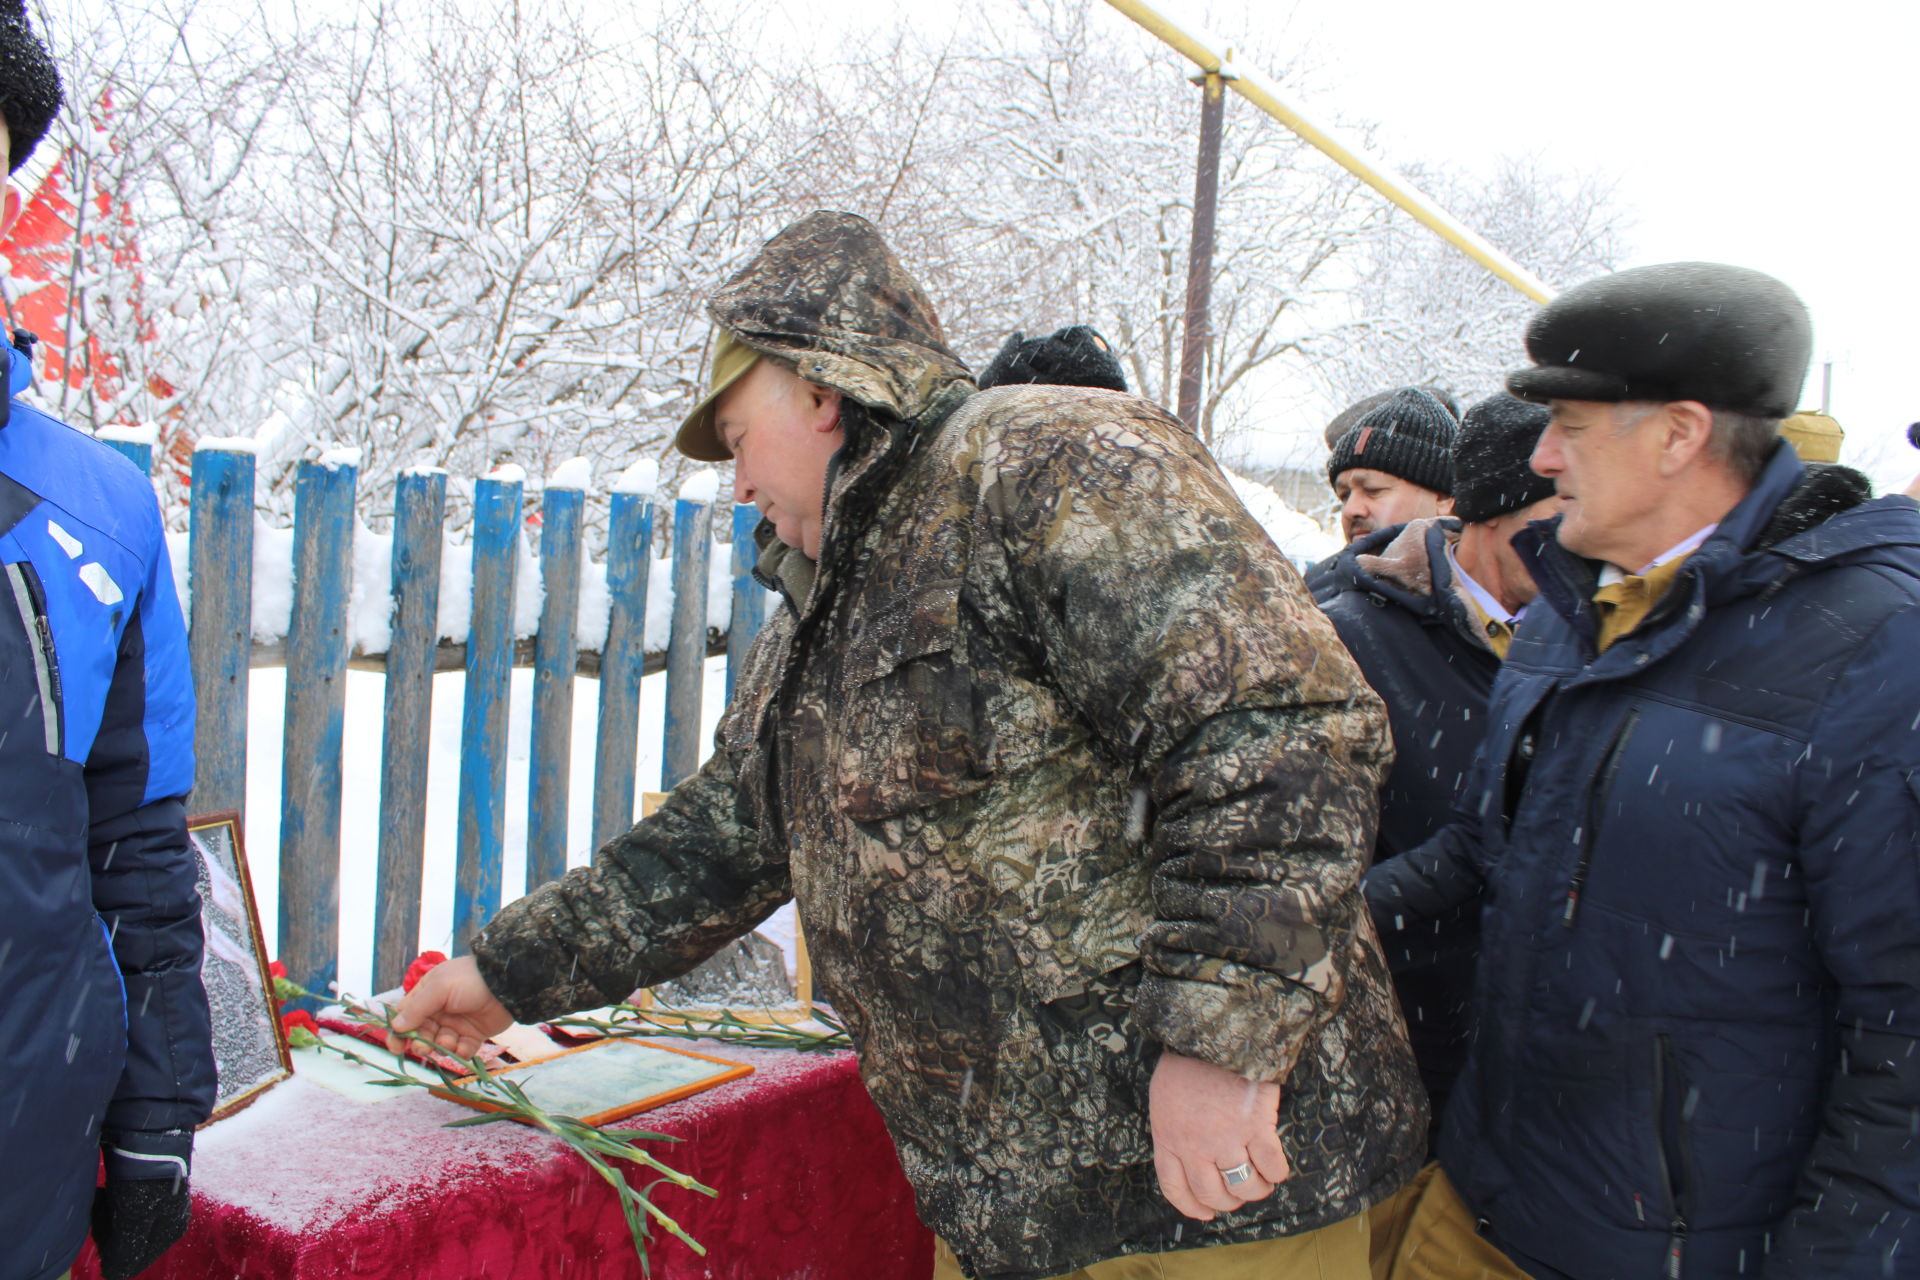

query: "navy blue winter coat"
left=1318, top=517, right=1497, bottom=1130
left=1368, top=445, right=1920, bottom=1279
left=0, top=339, right=212, bottom=1280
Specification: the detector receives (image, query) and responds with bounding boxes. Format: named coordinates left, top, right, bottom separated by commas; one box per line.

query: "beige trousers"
left=932, top=1208, right=1371, bottom=1279
left=1367, top=1163, right=1530, bottom=1280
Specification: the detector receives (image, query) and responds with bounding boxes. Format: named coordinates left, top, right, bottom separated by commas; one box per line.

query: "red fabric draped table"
left=70, top=1039, right=933, bottom=1279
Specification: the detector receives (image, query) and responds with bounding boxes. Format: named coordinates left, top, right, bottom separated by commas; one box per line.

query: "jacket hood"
left=1, top=338, right=31, bottom=429
left=708, top=211, right=974, bottom=424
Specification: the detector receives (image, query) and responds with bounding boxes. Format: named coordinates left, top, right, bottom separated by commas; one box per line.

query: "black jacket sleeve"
left=86, top=524, right=214, bottom=1138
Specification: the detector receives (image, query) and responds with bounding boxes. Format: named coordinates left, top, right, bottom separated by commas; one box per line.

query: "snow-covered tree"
left=10, top=0, right=1628, bottom=531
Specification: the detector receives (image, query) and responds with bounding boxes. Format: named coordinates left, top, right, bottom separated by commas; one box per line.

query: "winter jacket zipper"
left=5, top=559, right=61, bottom=755
left=1562, top=704, right=1640, bottom=927
left=1651, top=1033, right=1691, bottom=1278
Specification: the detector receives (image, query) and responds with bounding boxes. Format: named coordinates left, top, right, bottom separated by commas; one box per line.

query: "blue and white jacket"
left=0, top=336, right=213, bottom=1280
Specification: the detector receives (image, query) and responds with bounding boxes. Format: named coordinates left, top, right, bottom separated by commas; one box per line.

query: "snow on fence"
left=102, top=434, right=769, bottom=1003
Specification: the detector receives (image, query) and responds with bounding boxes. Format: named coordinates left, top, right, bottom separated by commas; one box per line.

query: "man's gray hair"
left=1709, top=409, right=1780, bottom=483
left=1613, top=401, right=1778, bottom=483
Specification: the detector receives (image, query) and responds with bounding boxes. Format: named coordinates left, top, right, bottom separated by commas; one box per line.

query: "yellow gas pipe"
left=1102, top=0, right=1557, bottom=304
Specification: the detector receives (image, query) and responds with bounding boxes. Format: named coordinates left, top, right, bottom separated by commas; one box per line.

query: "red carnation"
left=280, top=1007, right=321, bottom=1048
left=403, top=950, right=449, bottom=994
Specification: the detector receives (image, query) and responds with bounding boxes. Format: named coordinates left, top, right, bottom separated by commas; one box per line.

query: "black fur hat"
left=0, top=0, right=59, bottom=173
left=1326, top=387, right=1457, bottom=495
left=1453, top=393, right=1555, bottom=523
left=1507, top=262, right=1811, bottom=418
left=978, top=325, right=1127, bottom=393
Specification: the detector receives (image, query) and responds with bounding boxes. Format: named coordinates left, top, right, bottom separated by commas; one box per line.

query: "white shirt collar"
left=1597, top=523, right=1718, bottom=586
left=1445, top=536, right=1521, bottom=626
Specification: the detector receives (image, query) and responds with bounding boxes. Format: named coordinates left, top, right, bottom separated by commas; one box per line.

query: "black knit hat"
left=1323, top=385, right=1458, bottom=450
left=1327, top=387, right=1456, bottom=495
left=1506, top=262, right=1811, bottom=418
left=978, top=325, right=1127, bottom=393
left=1453, top=393, right=1556, bottom=523
left=0, top=0, right=59, bottom=174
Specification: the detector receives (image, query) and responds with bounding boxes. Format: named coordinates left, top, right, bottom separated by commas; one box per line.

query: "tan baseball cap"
left=675, top=330, right=761, bottom=462
left=1779, top=410, right=1843, bottom=464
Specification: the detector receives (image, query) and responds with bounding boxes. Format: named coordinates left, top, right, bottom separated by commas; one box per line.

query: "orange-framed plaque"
left=430, top=1036, right=753, bottom=1127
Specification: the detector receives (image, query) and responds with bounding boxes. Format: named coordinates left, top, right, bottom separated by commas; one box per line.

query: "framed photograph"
left=635, top=791, right=814, bottom=1024
left=187, top=810, right=294, bottom=1122
left=432, top=1037, right=752, bottom=1127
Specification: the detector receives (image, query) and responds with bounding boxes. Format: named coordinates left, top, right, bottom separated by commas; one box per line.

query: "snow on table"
left=161, top=1037, right=931, bottom=1280
left=192, top=1038, right=849, bottom=1233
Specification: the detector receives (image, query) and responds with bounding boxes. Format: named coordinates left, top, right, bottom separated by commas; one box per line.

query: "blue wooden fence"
left=165, top=444, right=767, bottom=997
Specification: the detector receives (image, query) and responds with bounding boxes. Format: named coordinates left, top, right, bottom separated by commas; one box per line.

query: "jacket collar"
left=1514, top=442, right=1906, bottom=675
left=1327, top=516, right=1489, bottom=647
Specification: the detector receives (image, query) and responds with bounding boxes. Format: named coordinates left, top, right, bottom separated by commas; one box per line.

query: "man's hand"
left=387, top=955, right=513, bottom=1058
left=1149, top=1050, right=1290, bottom=1221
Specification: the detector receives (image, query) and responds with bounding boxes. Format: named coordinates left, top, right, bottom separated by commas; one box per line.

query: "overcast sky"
left=1253, top=0, right=1919, bottom=489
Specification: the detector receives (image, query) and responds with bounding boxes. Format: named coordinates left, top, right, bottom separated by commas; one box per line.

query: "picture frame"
left=431, top=1037, right=753, bottom=1127
left=187, top=810, right=294, bottom=1122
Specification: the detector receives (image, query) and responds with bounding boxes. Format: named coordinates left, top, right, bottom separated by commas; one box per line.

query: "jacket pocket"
left=1648, top=1033, right=1692, bottom=1278
left=5, top=558, right=63, bottom=757
left=836, top=579, right=998, bottom=820
left=1562, top=704, right=1640, bottom=927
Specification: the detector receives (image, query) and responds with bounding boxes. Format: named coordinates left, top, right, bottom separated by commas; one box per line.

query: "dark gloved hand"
left=93, top=1128, right=194, bottom=1279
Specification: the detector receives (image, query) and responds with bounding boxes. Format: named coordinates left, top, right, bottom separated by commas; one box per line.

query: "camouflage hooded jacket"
left=472, top=212, right=1426, bottom=1279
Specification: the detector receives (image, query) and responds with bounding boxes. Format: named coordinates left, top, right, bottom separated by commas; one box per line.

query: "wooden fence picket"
left=454, top=472, right=522, bottom=954
left=661, top=495, right=712, bottom=790
left=591, top=489, right=654, bottom=853
left=187, top=443, right=255, bottom=820
left=373, top=468, right=447, bottom=992
left=279, top=456, right=357, bottom=1004
left=728, top=501, right=767, bottom=700
left=528, top=475, right=586, bottom=891
left=99, top=436, right=154, bottom=475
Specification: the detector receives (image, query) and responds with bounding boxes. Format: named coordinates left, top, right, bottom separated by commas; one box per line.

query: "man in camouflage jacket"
left=396, top=212, right=1425, bottom=1279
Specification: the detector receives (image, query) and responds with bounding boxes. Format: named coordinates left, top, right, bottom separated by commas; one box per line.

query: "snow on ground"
left=242, top=654, right=798, bottom=1001
left=1223, top=468, right=1341, bottom=565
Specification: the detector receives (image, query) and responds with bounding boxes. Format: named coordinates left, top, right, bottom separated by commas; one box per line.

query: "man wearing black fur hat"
left=0, top=8, right=214, bottom=1280
left=1317, top=393, right=1559, bottom=1149
left=1369, top=263, right=1920, bottom=1279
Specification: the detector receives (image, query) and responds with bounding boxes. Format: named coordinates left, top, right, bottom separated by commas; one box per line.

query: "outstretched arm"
left=459, top=635, right=791, bottom=1027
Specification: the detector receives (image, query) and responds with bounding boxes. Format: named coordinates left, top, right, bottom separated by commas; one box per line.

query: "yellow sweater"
left=1592, top=554, right=1693, bottom=653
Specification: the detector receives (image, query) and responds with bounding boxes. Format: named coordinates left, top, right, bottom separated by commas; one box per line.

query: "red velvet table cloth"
left=69, top=1041, right=933, bottom=1279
